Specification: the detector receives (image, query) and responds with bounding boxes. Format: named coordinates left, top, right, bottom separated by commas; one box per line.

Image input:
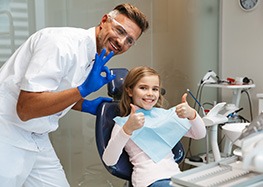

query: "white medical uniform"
left=0, top=27, right=96, bottom=187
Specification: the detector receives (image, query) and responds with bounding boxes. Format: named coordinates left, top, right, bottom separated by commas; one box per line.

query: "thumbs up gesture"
left=175, top=93, right=196, bottom=120
left=123, top=104, right=145, bottom=135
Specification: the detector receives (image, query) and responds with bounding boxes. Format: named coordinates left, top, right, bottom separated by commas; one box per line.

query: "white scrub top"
left=0, top=27, right=96, bottom=151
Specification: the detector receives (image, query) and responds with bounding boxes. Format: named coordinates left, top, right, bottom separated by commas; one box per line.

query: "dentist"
left=0, top=3, right=148, bottom=187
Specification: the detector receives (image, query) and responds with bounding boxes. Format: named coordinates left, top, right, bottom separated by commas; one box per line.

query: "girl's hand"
left=123, top=104, right=145, bottom=135
left=176, top=93, right=196, bottom=120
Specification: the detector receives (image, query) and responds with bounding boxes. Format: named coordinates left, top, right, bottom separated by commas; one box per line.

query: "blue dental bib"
left=114, top=107, right=191, bottom=162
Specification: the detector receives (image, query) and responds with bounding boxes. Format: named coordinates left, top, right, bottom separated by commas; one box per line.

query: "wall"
left=2, top=0, right=262, bottom=185
left=0, top=0, right=219, bottom=186
left=42, top=0, right=220, bottom=186
left=46, top=1, right=154, bottom=186
left=220, top=0, right=263, bottom=121
left=152, top=0, right=219, bottom=159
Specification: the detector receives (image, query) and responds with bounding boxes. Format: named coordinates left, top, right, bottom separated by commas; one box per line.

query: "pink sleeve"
left=102, top=124, right=130, bottom=166
left=184, top=112, right=206, bottom=139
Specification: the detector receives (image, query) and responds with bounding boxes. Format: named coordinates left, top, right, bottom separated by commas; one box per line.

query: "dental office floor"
left=50, top=110, right=126, bottom=187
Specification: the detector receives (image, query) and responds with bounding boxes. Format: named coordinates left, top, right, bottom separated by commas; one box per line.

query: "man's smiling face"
left=97, top=14, right=141, bottom=56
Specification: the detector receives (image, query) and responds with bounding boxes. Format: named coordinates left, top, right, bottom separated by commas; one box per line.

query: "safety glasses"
left=108, top=15, right=136, bottom=47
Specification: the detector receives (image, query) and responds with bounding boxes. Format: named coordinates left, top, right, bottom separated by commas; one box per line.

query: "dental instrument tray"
left=171, top=156, right=263, bottom=187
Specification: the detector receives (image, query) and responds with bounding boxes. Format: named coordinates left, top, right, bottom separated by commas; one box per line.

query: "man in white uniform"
left=0, top=3, right=149, bottom=187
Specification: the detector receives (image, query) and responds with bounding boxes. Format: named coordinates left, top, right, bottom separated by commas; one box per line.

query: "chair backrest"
left=107, top=68, right=129, bottom=101
left=96, top=101, right=133, bottom=180
left=95, top=68, right=185, bottom=181
left=96, top=68, right=132, bottom=180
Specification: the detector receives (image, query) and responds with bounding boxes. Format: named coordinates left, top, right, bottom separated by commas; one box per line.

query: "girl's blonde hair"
left=120, top=66, right=164, bottom=116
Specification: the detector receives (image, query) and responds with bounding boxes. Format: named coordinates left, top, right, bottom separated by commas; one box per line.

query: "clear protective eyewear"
left=108, top=15, right=136, bottom=47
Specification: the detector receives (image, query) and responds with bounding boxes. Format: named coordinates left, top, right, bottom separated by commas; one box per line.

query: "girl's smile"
left=128, top=75, right=160, bottom=110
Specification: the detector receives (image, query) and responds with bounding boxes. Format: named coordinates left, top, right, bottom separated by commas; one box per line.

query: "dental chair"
left=95, top=68, right=185, bottom=186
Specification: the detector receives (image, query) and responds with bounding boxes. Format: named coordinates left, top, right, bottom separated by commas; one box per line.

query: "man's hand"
left=81, top=97, right=112, bottom=115
left=78, top=48, right=115, bottom=98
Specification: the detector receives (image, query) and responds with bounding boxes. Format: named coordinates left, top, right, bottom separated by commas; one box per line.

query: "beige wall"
left=0, top=0, right=219, bottom=186
left=2, top=0, right=263, bottom=186
left=48, top=0, right=219, bottom=186
left=220, top=0, right=263, bottom=120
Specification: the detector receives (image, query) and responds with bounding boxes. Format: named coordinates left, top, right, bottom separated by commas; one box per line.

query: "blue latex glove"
left=81, top=97, right=112, bottom=115
left=78, top=48, right=115, bottom=97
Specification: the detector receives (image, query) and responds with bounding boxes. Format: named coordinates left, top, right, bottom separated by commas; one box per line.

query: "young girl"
left=102, top=66, right=206, bottom=187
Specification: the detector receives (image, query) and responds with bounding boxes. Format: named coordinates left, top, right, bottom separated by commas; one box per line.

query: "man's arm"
left=17, top=49, right=115, bottom=121
left=16, top=88, right=82, bottom=121
left=72, top=99, right=83, bottom=111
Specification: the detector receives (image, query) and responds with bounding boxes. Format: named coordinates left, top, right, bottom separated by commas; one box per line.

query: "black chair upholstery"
left=96, top=101, right=133, bottom=180
left=95, top=68, right=185, bottom=182
left=107, top=68, right=129, bottom=101
left=96, top=68, right=132, bottom=180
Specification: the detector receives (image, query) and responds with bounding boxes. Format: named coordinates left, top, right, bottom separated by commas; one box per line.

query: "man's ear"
left=100, top=14, right=108, bottom=25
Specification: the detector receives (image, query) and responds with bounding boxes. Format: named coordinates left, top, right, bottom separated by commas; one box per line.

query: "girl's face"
left=128, top=75, right=160, bottom=110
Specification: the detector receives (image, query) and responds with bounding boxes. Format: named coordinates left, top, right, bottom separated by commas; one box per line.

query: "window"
left=0, top=0, right=32, bottom=66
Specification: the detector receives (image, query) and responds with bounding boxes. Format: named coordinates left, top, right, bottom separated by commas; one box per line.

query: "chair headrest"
left=108, top=68, right=129, bottom=100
